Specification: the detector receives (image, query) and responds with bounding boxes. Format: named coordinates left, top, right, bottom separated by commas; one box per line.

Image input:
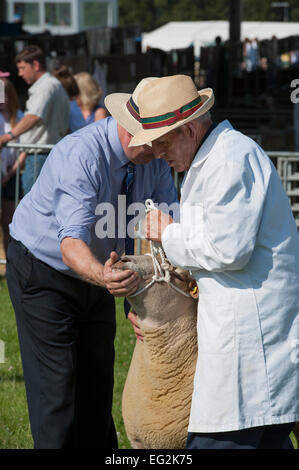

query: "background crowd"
left=0, top=45, right=108, bottom=257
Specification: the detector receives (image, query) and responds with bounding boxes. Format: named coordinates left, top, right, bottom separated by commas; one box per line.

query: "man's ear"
left=32, top=60, right=41, bottom=72
left=184, top=121, right=197, bottom=139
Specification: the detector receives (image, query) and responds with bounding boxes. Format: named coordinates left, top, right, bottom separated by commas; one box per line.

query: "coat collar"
left=190, top=120, right=233, bottom=169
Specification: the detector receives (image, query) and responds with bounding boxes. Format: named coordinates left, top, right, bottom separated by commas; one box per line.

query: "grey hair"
left=194, top=111, right=211, bottom=123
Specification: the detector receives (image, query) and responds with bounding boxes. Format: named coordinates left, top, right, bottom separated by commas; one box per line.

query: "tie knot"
left=127, top=162, right=135, bottom=174
left=125, top=163, right=135, bottom=189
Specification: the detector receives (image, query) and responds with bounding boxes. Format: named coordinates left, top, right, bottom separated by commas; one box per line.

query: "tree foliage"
left=118, top=0, right=299, bottom=32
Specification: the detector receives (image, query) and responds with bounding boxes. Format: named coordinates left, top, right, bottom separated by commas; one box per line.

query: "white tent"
left=142, top=21, right=299, bottom=57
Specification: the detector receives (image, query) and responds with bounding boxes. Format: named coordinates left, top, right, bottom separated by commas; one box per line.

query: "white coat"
left=162, top=120, right=299, bottom=432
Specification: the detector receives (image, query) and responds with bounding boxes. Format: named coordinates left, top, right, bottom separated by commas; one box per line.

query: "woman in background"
left=73, top=71, right=108, bottom=124
left=0, top=72, right=26, bottom=255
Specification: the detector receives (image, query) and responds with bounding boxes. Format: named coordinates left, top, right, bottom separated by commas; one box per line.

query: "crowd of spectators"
left=0, top=45, right=107, bottom=256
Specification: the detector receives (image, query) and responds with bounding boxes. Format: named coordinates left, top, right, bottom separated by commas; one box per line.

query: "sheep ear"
left=188, top=280, right=199, bottom=299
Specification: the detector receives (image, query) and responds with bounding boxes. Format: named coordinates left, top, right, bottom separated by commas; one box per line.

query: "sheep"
left=113, top=252, right=198, bottom=449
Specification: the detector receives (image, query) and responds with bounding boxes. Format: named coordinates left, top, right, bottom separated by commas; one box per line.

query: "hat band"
left=126, top=97, right=140, bottom=122
left=140, top=96, right=203, bottom=129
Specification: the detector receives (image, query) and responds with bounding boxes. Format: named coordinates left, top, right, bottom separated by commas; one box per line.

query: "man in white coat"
left=129, top=75, right=299, bottom=449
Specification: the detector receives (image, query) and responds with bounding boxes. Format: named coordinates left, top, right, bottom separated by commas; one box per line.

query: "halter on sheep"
left=130, top=199, right=191, bottom=299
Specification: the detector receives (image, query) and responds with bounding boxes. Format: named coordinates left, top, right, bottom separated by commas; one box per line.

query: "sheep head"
left=113, top=254, right=198, bottom=326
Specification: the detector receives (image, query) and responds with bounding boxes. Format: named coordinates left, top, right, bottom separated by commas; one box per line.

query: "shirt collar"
left=191, top=120, right=233, bottom=168
left=28, top=72, right=50, bottom=94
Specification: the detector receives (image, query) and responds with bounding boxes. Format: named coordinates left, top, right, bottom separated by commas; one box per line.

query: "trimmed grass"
left=0, top=278, right=32, bottom=448
left=113, top=297, right=136, bottom=449
left=0, top=278, right=297, bottom=449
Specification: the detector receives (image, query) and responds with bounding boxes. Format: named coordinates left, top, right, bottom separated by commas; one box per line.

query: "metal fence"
left=268, top=152, right=299, bottom=227
left=0, top=143, right=53, bottom=211
left=0, top=144, right=299, bottom=264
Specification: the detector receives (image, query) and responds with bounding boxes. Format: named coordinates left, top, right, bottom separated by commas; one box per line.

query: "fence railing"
left=0, top=143, right=53, bottom=211
left=0, top=145, right=299, bottom=264
left=267, top=152, right=299, bottom=227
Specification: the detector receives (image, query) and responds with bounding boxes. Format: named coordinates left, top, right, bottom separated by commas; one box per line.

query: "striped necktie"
left=123, top=162, right=135, bottom=255
left=122, top=162, right=135, bottom=316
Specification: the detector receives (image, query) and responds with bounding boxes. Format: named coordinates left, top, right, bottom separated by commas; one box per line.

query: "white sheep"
left=113, top=253, right=198, bottom=449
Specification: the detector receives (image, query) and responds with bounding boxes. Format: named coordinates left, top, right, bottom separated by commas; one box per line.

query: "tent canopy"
left=142, top=21, right=299, bottom=57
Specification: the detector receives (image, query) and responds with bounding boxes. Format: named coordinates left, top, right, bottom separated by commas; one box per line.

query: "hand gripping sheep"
left=130, top=199, right=193, bottom=300
left=113, top=199, right=199, bottom=449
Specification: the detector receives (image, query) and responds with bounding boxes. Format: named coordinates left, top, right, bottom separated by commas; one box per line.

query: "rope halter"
left=130, top=199, right=190, bottom=299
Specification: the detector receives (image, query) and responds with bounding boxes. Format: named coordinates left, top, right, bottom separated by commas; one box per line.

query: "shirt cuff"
left=58, top=226, right=91, bottom=245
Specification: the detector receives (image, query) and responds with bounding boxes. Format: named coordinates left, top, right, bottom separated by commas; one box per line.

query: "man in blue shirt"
left=6, top=78, right=178, bottom=449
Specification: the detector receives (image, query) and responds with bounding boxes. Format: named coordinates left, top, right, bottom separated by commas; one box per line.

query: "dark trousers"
left=186, top=422, right=295, bottom=449
left=6, top=238, right=118, bottom=449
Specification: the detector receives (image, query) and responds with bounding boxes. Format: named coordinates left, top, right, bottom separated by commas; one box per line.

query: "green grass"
left=0, top=278, right=297, bottom=449
left=0, top=278, right=32, bottom=448
left=113, top=297, right=136, bottom=449
left=0, top=279, right=134, bottom=449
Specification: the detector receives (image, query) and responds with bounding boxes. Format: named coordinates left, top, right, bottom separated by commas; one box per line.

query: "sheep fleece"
left=122, top=313, right=197, bottom=449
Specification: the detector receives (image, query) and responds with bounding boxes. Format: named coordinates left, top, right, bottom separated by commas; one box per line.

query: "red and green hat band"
left=126, top=97, right=140, bottom=122
left=140, top=96, right=203, bottom=129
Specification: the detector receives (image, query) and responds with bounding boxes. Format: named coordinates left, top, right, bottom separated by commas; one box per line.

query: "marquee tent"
left=142, top=21, right=299, bottom=57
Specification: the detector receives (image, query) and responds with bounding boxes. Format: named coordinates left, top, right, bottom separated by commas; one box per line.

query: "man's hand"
left=0, top=133, right=13, bottom=149
left=104, top=252, right=140, bottom=297
left=128, top=311, right=144, bottom=342
left=60, top=239, right=140, bottom=295
left=146, top=209, right=173, bottom=242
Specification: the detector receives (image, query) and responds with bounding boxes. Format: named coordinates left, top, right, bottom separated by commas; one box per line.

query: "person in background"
left=72, top=71, right=108, bottom=125
left=52, top=65, right=85, bottom=133
left=0, top=72, right=26, bottom=255
left=0, top=45, right=70, bottom=195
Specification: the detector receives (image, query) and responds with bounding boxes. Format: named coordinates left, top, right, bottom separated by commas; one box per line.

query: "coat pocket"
left=197, top=294, right=235, bottom=353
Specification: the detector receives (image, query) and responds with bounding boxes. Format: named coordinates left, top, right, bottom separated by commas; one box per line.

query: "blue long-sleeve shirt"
left=10, top=117, right=178, bottom=276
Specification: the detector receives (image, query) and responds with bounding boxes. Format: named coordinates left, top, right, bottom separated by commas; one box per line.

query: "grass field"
left=0, top=276, right=297, bottom=449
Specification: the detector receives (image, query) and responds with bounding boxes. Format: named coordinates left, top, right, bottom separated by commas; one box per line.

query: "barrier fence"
left=0, top=144, right=298, bottom=264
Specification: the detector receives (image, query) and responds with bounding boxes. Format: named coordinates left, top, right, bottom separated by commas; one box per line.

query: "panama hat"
left=129, top=75, right=214, bottom=147
left=104, top=77, right=158, bottom=136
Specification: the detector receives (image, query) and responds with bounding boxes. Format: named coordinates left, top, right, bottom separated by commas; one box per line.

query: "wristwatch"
left=7, top=130, right=15, bottom=139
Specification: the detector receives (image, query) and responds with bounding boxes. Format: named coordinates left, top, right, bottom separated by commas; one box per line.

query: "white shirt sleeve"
left=26, top=86, right=54, bottom=123
left=162, top=157, right=267, bottom=272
